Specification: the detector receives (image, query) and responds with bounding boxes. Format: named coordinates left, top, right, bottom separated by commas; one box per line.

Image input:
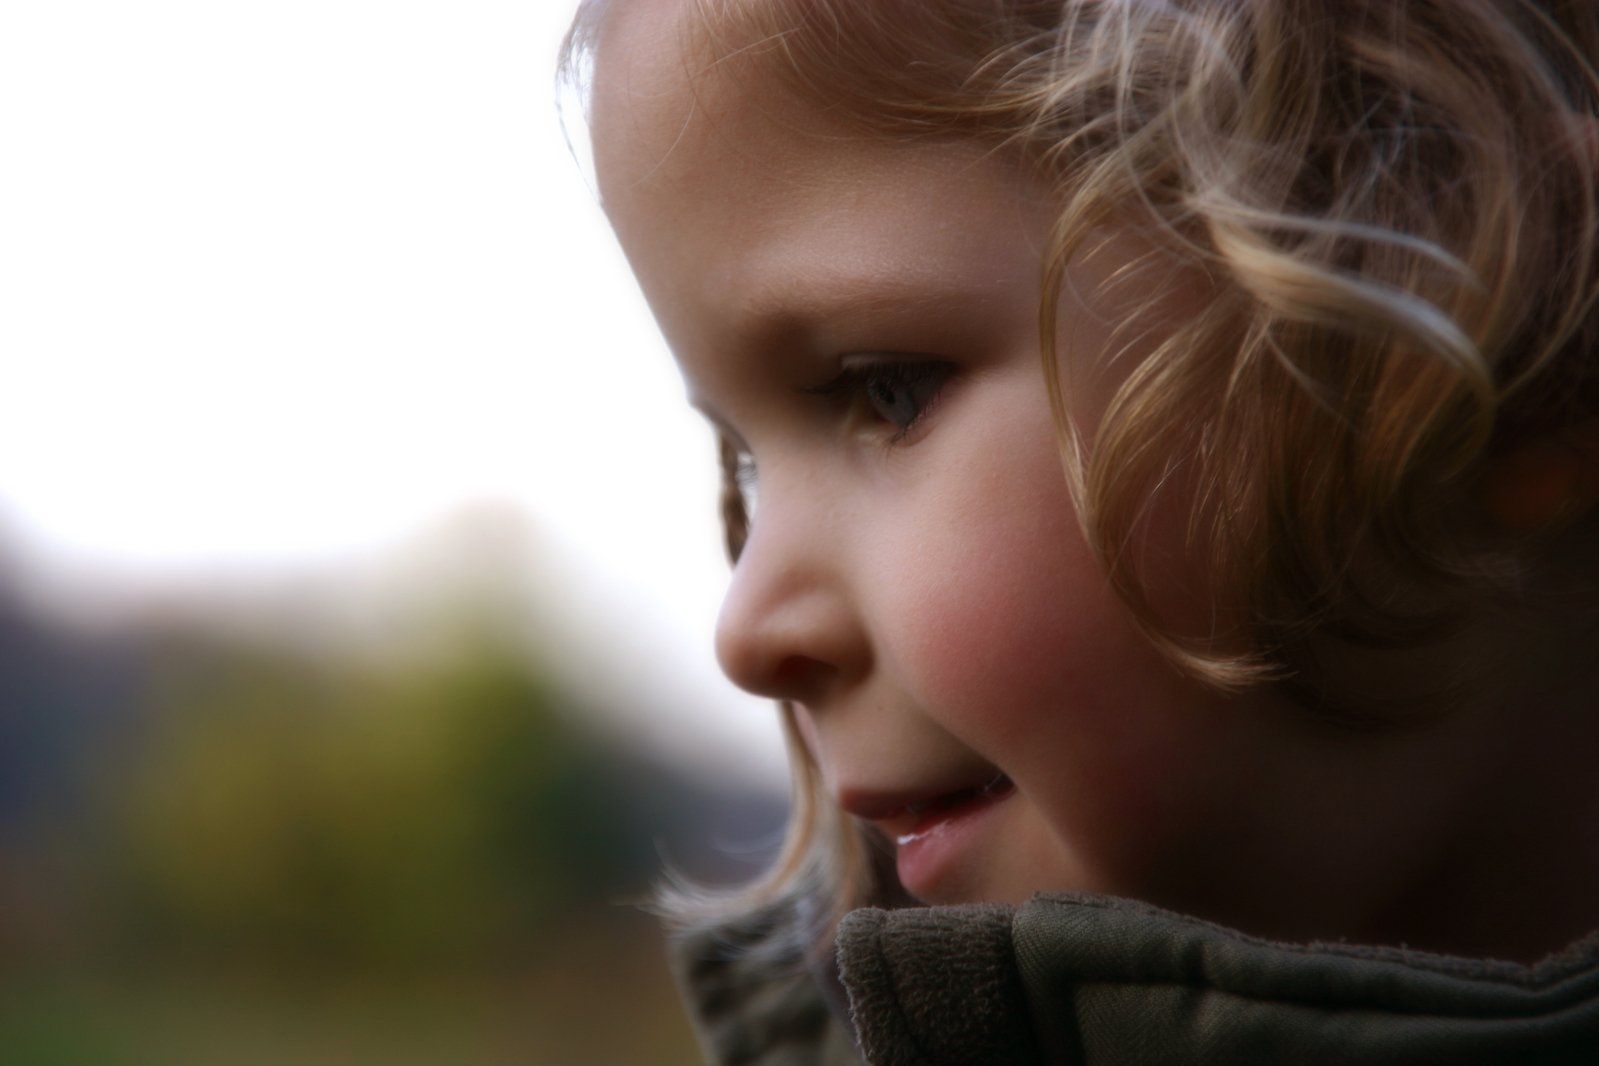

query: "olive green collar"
left=836, top=893, right=1599, bottom=1065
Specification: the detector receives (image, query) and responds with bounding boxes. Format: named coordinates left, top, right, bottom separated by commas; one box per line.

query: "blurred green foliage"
left=0, top=575, right=713, bottom=1063
left=111, top=628, right=643, bottom=970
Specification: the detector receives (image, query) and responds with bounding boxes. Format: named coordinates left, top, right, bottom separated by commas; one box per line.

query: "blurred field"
left=0, top=516, right=782, bottom=1065
left=2, top=912, right=697, bottom=1065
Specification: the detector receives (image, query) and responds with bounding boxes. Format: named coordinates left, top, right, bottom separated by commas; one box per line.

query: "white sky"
left=0, top=1, right=785, bottom=782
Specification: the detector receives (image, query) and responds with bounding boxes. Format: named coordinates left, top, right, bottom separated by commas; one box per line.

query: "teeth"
left=894, top=776, right=1012, bottom=846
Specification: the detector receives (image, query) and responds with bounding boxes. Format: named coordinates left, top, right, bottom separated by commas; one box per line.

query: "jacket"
left=671, top=892, right=1599, bottom=1065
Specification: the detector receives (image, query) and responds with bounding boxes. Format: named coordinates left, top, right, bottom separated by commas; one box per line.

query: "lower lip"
left=892, top=781, right=1014, bottom=900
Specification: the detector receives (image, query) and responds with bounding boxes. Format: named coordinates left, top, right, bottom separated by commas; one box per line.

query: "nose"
left=713, top=490, right=867, bottom=705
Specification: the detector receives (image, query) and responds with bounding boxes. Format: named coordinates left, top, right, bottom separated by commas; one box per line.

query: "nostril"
left=771, top=655, right=835, bottom=699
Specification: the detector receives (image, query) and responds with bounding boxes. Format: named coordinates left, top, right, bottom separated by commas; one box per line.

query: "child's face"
left=593, top=5, right=1340, bottom=921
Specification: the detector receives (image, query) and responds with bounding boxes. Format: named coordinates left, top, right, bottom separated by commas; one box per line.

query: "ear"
left=1478, top=421, right=1599, bottom=534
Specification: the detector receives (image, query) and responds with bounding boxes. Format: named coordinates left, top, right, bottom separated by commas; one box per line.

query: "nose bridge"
left=713, top=470, right=862, bottom=701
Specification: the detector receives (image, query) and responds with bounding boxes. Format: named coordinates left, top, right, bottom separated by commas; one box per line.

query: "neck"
left=1174, top=613, right=1599, bottom=964
left=1364, top=664, right=1599, bottom=962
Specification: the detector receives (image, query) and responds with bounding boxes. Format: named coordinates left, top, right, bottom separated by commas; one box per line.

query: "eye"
left=803, top=359, right=954, bottom=442
left=733, top=449, right=758, bottom=489
left=718, top=434, right=759, bottom=521
left=733, top=447, right=759, bottom=500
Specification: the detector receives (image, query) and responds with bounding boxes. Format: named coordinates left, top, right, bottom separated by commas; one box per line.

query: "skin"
left=591, top=0, right=1599, bottom=961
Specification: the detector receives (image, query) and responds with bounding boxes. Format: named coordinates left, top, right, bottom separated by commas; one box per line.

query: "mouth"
left=837, top=772, right=1016, bottom=899
left=887, top=772, right=1015, bottom=845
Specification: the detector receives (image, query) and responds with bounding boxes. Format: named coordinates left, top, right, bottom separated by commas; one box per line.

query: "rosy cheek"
left=892, top=501, right=1217, bottom=873
left=895, top=505, right=1113, bottom=746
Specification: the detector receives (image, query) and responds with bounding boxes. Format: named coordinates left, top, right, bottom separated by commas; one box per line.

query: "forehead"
left=588, top=0, right=704, bottom=190
left=589, top=0, right=1049, bottom=355
left=594, top=0, right=1047, bottom=208
left=590, top=0, right=980, bottom=209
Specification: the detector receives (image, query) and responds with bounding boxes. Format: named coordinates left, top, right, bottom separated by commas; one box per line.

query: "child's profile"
left=565, top=0, right=1599, bottom=1061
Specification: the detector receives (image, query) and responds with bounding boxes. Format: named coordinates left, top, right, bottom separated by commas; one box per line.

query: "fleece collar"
left=836, top=893, right=1599, bottom=1065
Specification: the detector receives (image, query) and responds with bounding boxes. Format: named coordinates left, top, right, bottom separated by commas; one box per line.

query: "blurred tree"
left=111, top=619, right=654, bottom=973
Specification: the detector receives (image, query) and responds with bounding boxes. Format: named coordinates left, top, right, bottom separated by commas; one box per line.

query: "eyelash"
left=801, top=358, right=955, bottom=444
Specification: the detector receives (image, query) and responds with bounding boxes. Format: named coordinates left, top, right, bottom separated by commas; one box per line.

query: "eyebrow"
left=725, top=263, right=1023, bottom=356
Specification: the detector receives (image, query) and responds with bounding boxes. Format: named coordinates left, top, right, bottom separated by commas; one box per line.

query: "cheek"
left=881, top=460, right=1233, bottom=878
left=899, top=502, right=1148, bottom=751
left=882, top=426, right=1127, bottom=728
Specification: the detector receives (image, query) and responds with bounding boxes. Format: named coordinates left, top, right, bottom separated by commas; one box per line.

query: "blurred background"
left=0, top=1, right=787, bottom=1062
